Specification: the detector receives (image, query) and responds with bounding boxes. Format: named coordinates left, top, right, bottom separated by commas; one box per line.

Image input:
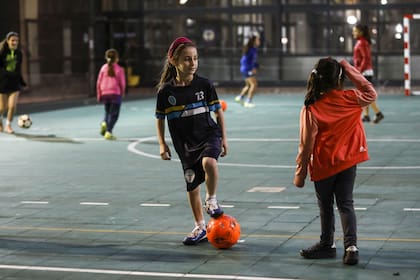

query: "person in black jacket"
left=0, top=32, right=26, bottom=133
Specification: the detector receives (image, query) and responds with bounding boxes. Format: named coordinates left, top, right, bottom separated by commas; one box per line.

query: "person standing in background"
left=96, top=48, right=126, bottom=140
left=352, top=24, right=384, bottom=124
left=0, top=32, right=27, bottom=133
left=235, top=34, right=260, bottom=108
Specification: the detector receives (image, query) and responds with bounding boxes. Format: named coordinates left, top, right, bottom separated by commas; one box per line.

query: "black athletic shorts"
left=182, top=136, right=222, bottom=192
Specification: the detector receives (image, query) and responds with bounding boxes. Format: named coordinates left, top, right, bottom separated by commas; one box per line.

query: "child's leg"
left=202, top=157, right=224, bottom=217
left=334, top=166, right=357, bottom=249
left=202, top=157, right=218, bottom=199
left=187, top=186, right=204, bottom=224
left=6, top=91, right=19, bottom=132
left=239, top=81, right=250, bottom=97
left=370, top=102, right=381, bottom=114
left=246, top=77, right=257, bottom=102
left=363, top=106, right=369, bottom=116
left=0, top=94, right=7, bottom=131
left=314, top=177, right=336, bottom=246
left=106, top=103, right=121, bottom=133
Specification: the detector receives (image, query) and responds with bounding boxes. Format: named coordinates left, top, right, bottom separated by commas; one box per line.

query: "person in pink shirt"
left=96, top=49, right=126, bottom=140
left=294, top=57, right=377, bottom=265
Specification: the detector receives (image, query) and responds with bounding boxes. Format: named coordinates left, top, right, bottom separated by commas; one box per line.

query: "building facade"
left=1, top=0, right=420, bottom=94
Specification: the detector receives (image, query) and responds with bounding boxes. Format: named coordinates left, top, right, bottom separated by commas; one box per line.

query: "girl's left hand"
left=220, top=140, right=228, bottom=157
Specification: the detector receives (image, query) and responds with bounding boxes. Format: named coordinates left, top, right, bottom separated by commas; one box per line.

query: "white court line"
left=334, top=207, right=367, bottom=211
left=0, top=264, right=294, bottom=280
left=127, top=137, right=420, bottom=170
left=403, top=208, right=420, bottom=211
left=80, top=202, right=109, bottom=206
left=141, top=203, right=171, bottom=207
left=267, top=206, right=300, bottom=210
left=20, top=201, right=49, bottom=204
left=221, top=204, right=235, bottom=208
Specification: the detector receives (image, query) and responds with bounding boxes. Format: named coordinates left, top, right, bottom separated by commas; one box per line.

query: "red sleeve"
left=294, top=106, right=318, bottom=188
left=340, top=59, right=377, bottom=107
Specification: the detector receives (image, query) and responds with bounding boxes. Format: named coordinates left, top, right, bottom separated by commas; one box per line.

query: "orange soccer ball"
left=220, top=99, right=227, bottom=111
left=206, top=214, right=241, bottom=249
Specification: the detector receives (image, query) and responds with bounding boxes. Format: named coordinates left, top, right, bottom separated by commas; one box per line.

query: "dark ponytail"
left=304, top=57, right=344, bottom=107
left=355, top=24, right=371, bottom=45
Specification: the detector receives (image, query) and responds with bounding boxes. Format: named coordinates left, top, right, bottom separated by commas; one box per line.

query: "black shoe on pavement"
left=300, top=242, right=337, bottom=259
left=343, top=245, right=359, bottom=265
left=373, top=112, right=384, bottom=124
left=362, top=115, right=371, bottom=122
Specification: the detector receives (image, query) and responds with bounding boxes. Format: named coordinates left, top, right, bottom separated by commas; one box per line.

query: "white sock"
left=195, top=220, right=206, bottom=229
left=205, top=194, right=216, bottom=202
left=6, top=120, right=11, bottom=126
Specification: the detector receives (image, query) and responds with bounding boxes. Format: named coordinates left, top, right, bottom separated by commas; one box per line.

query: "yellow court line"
left=1, top=225, right=420, bottom=243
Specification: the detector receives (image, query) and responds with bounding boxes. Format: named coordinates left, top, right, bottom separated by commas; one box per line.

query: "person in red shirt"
left=352, top=24, right=384, bottom=124
left=294, top=57, right=377, bottom=265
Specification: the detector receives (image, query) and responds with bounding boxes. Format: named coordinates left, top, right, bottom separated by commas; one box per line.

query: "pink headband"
left=167, top=37, right=193, bottom=59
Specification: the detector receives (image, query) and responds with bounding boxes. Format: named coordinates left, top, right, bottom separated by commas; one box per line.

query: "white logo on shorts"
left=184, top=169, right=195, bottom=183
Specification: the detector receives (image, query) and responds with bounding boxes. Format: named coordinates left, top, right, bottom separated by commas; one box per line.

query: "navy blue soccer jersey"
left=156, top=75, right=222, bottom=165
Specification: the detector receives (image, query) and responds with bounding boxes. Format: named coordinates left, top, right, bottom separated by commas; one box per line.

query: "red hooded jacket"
left=353, top=37, right=373, bottom=75
left=294, top=60, right=377, bottom=187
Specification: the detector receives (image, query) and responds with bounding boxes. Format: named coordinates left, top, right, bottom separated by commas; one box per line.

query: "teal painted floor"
left=0, top=93, right=419, bottom=280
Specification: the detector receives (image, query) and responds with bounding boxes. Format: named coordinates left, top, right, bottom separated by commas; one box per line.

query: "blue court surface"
left=0, top=91, right=419, bottom=280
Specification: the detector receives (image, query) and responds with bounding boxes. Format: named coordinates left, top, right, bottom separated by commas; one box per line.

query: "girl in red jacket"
left=352, top=24, right=384, bottom=124
left=294, top=57, right=377, bottom=265
left=96, top=49, right=126, bottom=140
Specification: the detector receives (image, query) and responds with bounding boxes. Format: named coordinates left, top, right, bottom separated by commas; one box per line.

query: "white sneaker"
left=205, top=199, right=224, bottom=218
left=244, top=101, right=256, bottom=108
left=234, top=95, right=243, bottom=104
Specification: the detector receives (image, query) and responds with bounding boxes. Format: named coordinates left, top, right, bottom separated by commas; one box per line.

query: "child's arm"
left=215, top=109, right=228, bottom=157
left=96, top=70, right=103, bottom=102
left=118, top=66, right=126, bottom=97
left=294, top=106, right=318, bottom=188
left=156, top=119, right=171, bottom=160
left=340, top=59, right=377, bottom=107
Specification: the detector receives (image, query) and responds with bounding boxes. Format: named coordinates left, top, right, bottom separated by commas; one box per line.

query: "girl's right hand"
left=160, top=144, right=171, bottom=160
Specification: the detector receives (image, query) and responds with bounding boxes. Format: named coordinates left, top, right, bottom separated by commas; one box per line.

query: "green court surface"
left=0, top=92, right=419, bottom=280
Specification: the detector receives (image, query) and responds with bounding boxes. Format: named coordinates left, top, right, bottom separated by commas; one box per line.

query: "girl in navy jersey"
left=155, top=37, right=228, bottom=245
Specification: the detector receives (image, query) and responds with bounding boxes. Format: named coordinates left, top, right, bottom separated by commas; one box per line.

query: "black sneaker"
left=300, top=242, right=337, bottom=259
left=373, top=112, right=384, bottom=124
left=343, top=245, right=359, bottom=265
left=362, top=115, right=371, bottom=122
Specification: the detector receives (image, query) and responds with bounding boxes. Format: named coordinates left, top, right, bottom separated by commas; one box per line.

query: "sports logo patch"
left=168, top=95, right=176, bottom=106
left=184, top=169, right=195, bottom=183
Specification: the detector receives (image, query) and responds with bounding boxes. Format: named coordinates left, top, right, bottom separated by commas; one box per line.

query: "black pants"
left=314, top=165, right=357, bottom=249
left=104, top=102, right=121, bottom=133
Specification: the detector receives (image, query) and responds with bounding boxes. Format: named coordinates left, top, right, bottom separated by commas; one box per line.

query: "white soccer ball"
left=18, top=114, right=32, bottom=129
